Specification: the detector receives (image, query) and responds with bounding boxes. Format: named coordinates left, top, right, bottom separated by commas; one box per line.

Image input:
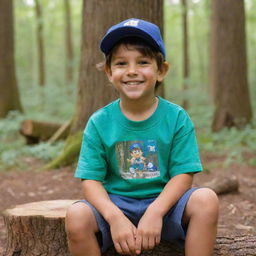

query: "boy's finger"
left=142, top=236, right=149, bottom=251
left=155, top=235, right=161, bottom=245
left=126, top=235, right=136, bottom=254
left=148, top=236, right=155, bottom=250
left=120, top=241, right=130, bottom=255
left=114, top=242, right=123, bottom=255
left=135, top=233, right=142, bottom=254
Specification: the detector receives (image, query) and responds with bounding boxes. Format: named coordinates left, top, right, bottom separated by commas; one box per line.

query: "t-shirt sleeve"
left=169, top=110, right=203, bottom=178
left=74, top=118, right=107, bottom=181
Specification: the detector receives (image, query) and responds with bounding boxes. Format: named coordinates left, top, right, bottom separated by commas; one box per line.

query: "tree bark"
left=2, top=200, right=74, bottom=256
left=64, top=0, right=74, bottom=83
left=181, top=0, right=189, bottom=110
left=71, top=0, right=164, bottom=133
left=210, top=0, right=252, bottom=131
left=0, top=0, right=23, bottom=118
left=2, top=200, right=255, bottom=256
left=35, top=0, right=45, bottom=86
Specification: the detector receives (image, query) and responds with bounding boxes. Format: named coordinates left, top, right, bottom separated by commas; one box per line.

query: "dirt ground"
left=0, top=153, right=255, bottom=255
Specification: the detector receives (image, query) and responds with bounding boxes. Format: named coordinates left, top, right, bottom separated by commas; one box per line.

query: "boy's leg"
left=182, top=188, right=219, bottom=256
left=65, top=202, right=101, bottom=256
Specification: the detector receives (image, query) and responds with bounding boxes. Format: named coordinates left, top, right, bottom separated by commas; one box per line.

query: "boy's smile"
left=105, top=45, right=168, bottom=102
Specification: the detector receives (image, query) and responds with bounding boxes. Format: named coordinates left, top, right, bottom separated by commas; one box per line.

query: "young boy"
left=65, top=18, right=219, bottom=256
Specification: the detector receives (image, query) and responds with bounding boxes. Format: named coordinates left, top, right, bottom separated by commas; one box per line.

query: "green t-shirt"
left=75, top=97, right=202, bottom=198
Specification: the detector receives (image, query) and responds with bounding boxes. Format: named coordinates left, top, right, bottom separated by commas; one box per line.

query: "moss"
left=44, top=131, right=83, bottom=169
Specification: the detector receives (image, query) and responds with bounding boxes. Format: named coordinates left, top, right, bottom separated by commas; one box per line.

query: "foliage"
left=197, top=117, right=256, bottom=167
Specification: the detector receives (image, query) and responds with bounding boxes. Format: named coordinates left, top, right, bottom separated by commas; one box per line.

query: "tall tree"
left=35, top=0, right=45, bottom=86
left=0, top=0, right=23, bottom=118
left=47, top=0, right=164, bottom=168
left=210, top=0, right=252, bottom=131
left=64, top=0, right=74, bottom=83
left=71, top=0, right=164, bottom=133
left=181, top=0, right=189, bottom=109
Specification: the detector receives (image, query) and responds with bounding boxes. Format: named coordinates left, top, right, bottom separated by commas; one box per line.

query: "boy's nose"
left=127, top=64, right=138, bottom=76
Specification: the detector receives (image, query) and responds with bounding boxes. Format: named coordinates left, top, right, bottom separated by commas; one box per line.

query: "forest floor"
left=0, top=153, right=255, bottom=254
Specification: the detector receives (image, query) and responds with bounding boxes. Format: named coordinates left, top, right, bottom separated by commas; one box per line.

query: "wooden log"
left=47, top=119, right=72, bottom=144
left=2, top=200, right=255, bottom=256
left=20, top=120, right=69, bottom=144
left=203, top=175, right=239, bottom=195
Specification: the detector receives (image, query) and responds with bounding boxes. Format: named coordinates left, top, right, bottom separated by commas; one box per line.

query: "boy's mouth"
left=123, top=81, right=143, bottom=85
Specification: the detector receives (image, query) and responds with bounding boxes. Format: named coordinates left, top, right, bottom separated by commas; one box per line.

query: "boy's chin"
left=120, top=91, right=154, bottom=101
left=122, top=94, right=145, bottom=101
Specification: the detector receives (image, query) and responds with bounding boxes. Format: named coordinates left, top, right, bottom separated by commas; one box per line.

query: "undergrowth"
left=0, top=82, right=75, bottom=171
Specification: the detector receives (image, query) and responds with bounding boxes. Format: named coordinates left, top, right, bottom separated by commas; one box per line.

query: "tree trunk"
left=2, top=200, right=255, bottom=256
left=35, top=0, right=45, bottom=86
left=47, top=0, right=165, bottom=168
left=64, top=0, right=74, bottom=83
left=0, top=0, right=23, bottom=118
left=181, top=0, right=189, bottom=109
left=71, top=0, right=164, bottom=133
left=210, top=0, right=252, bottom=131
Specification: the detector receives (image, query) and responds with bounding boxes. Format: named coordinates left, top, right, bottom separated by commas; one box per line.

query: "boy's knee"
left=65, top=202, right=98, bottom=239
left=188, top=188, right=219, bottom=220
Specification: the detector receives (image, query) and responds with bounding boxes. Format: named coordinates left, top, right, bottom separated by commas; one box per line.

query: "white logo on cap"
left=124, top=19, right=139, bottom=27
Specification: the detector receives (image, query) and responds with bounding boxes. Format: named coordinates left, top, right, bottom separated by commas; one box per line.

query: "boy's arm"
left=81, top=179, right=137, bottom=255
left=135, top=173, right=193, bottom=254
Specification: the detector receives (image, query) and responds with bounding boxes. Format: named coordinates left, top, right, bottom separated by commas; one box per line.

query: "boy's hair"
left=105, top=37, right=165, bottom=89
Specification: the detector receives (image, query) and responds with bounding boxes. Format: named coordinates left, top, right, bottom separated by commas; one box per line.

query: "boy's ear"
left=104, top=65, right=113, bottom=82
left=157, top=61, right=169, bottom=82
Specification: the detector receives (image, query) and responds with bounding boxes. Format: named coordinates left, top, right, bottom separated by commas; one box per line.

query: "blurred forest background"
left=0, top=0, right=255, bottom=171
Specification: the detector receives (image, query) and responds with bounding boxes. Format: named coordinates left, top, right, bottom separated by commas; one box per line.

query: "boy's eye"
left=114, top=61, right=126, bottom=66
left=138, top=60, right=150, bottom=65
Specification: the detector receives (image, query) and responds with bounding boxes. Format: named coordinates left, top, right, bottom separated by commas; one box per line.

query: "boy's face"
left=105, top=44, right=168, bottom=102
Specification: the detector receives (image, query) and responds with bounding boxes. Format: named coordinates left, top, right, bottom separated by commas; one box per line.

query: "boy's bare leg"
left=183, top=188, right=219, bottom=256
left=65, top=203, right=101, bottom=256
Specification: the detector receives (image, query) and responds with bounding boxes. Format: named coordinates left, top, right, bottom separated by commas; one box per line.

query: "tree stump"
left=2, top=200, right=75, bottom=256
left=2, top=200, right=256, bottom=256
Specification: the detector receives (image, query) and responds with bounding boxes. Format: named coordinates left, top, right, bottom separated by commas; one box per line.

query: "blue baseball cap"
left=100, top=18, right=166, bottom=58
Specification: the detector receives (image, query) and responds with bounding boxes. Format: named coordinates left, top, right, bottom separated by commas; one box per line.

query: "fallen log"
left=2, top=200, right=255, bottom=256
left=47, top=119, right=72, bottom=144
left=20, top=120, right=70, bottom=144
left=202, top=175, right=239, bottom=195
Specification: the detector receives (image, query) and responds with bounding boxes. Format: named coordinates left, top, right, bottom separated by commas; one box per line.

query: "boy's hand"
left=109, top=214, right=137, bottom=255
left=135, top=208, right=163, bottom=255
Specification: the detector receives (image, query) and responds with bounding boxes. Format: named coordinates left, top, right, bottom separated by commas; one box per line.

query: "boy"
left=65, top=18, right=219, bottom=256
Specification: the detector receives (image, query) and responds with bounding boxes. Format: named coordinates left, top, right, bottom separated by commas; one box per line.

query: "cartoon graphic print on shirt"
left=116, top=140, right=160, bottom=179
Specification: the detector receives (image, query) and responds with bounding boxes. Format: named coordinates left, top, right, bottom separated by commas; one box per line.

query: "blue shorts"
left=78, top=187, right=198, bottom=253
